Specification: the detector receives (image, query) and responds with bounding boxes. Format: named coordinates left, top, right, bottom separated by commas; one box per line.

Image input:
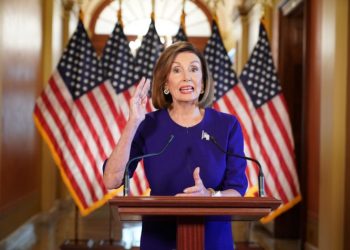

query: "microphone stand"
left=202, top=131, right=265, bottom=197
left=123, top=135, right=175, bottom=196
left=123, top=155, right=144, bottom=196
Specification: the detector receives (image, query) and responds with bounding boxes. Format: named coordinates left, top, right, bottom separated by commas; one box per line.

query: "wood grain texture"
left=0, top=0, right=43, bottom=240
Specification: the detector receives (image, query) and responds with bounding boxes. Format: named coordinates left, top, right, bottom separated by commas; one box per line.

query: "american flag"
left=134, top=19, right=164, bottom=82
left=172, top=25, right=188, bottom=43
left=204, top=20, right=260, bottom=196
left=204, top=20, right=301, bottom=222
left=33, top=20, right=118, bottom=216
left=240, top=23, right=301, bottom=222
left=100, top=22, right=149, bottom=196
left=133, top=18, right=164, bottom=113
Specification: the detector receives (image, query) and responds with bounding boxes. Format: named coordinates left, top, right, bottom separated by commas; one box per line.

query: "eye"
left=190, top=66, right=199, bottom=72
left=172, top=67, right=181, bottom=73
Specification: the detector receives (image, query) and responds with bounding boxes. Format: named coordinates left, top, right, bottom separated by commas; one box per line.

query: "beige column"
left=56, top=0, right=75, bottom=200
left=319, top=0, right=348, bottom=249
left=235, top=14, right=249, bottom=74
left=41, top=0, right=71, bottom=210
left=62, top=1, right=73, bottom=48
left=41, top=0, right=58, bottom=212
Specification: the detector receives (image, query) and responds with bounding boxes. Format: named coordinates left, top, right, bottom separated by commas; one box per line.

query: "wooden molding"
left=279, top=0, right=304, bottom=16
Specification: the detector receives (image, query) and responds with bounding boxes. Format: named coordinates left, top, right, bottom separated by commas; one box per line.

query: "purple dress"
left=128, top=108, right=248, bottom=250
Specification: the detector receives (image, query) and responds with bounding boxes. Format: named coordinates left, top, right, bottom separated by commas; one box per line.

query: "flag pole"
left=74, top=5, right=83, bottom=245
left=74, top=204, right=79, bottom=245
left=108, top=204, right=114, bottom=244
left=118, top=0, right=123, bottom=28
left=75, top=3, right=83, bottom=245
left=78, top=0, right=84, bottom=20
left=212, top=0, right=218, bottom=23
left=151, top=0, right=155, bottom=21
left=181, top=0, right=187, bottom=34
left=259, top=0, right=272, bottom=39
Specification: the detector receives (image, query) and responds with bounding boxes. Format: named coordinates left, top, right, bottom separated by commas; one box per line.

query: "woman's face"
left=165, top=52, right=203, bottom=106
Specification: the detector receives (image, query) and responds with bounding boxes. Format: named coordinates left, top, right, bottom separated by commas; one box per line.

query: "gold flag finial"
left=79, top=9, right=84, bottom=20
left=257, top=0, right=273, bottom=38
left=151, top=0, right=155, bottom=21
left=180, top=0, right=187, bottom=33
left=77, top=0, right=84, bottom=19
left=118, top=0, right=124, bottom=27
left=257, top=0, right=273, bottom=19
left=211, top=0, right=219, bottom=23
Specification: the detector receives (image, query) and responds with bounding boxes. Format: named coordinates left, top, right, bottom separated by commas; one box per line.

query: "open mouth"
left=179, top=86, right=194, bottom=94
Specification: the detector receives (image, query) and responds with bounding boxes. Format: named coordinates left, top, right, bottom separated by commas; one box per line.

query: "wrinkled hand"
left=176, top=167, right=211, bottom=196
left=129, top=77, right=150, bottom=123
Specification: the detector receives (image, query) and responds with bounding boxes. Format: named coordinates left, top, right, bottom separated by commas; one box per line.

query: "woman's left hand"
left=176, top=167, right=211, bottom=196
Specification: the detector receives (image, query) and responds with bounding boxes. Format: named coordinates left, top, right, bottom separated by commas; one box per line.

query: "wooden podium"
left=109, top=196, right=281, bottom=250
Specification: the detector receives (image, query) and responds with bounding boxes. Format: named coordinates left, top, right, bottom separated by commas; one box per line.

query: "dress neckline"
left=165, top=108, right=207, bottom=129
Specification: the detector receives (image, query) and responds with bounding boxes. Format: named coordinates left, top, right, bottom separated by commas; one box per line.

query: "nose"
left=183, top=71, right=192, bottom=82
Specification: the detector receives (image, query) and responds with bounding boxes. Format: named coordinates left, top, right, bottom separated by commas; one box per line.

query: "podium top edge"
left=108, top=196, right=282, bottom=210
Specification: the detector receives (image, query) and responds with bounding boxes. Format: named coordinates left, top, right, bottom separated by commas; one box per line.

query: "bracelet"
left=207, top=188, right=221, bottom=197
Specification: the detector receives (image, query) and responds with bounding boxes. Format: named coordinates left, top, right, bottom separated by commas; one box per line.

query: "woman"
left=103, top=41, right=247, bottom=250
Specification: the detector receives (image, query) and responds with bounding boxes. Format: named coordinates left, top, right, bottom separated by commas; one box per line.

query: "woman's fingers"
left=179, top=167, right=207, bottom=195
left=183, top=185, right=201, bottom=193
left=193, top=167, right=203, bottom=186
left=133, top=77, right=145, bottom=96
left=134, top=77, right=150, bottom=99
left=131, top=78, right=150, bottom=109
left=140, top=79, right=150, bottom=105
left=128, top=77, right=150, bottom=122
left=140, top=78, right=150, bottom=98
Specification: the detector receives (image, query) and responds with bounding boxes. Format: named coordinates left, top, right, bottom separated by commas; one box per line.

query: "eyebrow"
left=172, top=60, right=201, bottom=65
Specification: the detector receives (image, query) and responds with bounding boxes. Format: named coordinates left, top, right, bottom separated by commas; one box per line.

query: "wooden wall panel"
left=344, top=1, right=350, bottom=249
left=304, top=0, right=322, bottom=247
left=318, top=0, right=348, bottom=248
left=274, top=3, right=304, bottom=239
left=0, top=0, right=43, bottom=239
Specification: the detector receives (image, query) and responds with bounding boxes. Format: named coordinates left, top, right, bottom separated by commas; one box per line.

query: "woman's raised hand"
left=129, top=77, right=150, bottom=124
left=176, top=167, right=211, bottom=197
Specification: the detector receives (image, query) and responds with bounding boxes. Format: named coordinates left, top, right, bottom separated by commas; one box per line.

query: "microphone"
left=123, top=134, right=175, bottom=196
left=201, top=130, right=265, bottom=197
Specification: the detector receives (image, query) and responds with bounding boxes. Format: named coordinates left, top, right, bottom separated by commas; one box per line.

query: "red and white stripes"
left=34, top=71, right=121, bottom=214
left=213, top=82, right=300, bottom=205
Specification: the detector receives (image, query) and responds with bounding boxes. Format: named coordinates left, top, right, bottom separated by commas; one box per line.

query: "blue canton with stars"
left=100, top=22, right=138, bottom=94
left=204, top=21, right=239, bottom=101
left=239, top=23, right=282, bottom=108
left=172, top=25, right=188, bottom=43
left=58, top=20, right=104, bottom=100
left=134, top=20, right=164, bottom=81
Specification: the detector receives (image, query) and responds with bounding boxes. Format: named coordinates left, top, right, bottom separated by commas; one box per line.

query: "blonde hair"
left=151, top=41, right=214, bottom=109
